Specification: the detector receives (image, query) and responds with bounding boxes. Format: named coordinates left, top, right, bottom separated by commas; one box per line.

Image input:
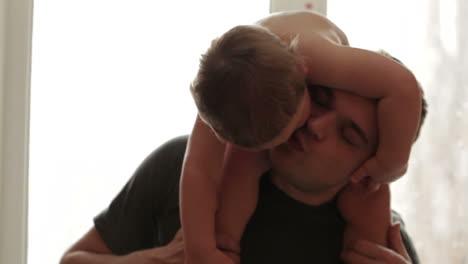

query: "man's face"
left=268, top=86, right=379, bottom=193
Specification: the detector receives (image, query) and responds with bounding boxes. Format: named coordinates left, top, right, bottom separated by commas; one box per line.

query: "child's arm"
left=300, top=36, right=421, bottom=183
left=215, top=145, right=270, bottom=257
left=180, top=115, right=234, bottom=264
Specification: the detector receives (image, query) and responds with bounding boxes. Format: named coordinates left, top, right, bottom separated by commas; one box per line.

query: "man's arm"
left=60, top=136, right=189, bottom=263
left=60, top=227, right=185, bottom=264
left=60, top=227, right=122, bottom=264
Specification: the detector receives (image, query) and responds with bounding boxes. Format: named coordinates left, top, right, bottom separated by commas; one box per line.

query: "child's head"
left=191, top=25, right=307, bottom=149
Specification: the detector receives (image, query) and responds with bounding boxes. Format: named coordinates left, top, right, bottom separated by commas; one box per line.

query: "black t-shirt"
left=94, top=135, right=420, bottom=264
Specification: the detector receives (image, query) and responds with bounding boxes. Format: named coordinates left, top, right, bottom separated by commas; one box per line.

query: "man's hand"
left=120, top=229, right=238, bottom=264
left=341, top=223, right=412, bottom=264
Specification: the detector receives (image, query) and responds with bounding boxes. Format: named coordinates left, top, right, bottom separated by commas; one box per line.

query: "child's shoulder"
left=256, top=10, right=325, bottom=25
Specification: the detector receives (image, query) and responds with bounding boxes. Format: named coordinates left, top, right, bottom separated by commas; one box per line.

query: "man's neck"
left=269, top=172, right=347, bottom=206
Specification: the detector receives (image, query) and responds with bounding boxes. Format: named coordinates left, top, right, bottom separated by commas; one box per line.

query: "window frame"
left=0, top=0, right=33, bottom=263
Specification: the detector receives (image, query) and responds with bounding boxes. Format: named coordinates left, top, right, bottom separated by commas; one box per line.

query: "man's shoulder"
left=391, top=210, right=404, bottom=224
left=139, top=135, right=188, bottom=191
left=148, top=135, right=188, bottom=162
left=93, top=136, right=188, bottom=253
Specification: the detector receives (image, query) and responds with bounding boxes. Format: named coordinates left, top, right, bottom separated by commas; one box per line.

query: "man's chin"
left=274, top=179, right=345, bottom=206
left=271, top=170, right=347, bottom=202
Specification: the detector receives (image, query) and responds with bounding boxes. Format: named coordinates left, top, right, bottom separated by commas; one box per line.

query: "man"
left=60, top=86, right=425, bottom=264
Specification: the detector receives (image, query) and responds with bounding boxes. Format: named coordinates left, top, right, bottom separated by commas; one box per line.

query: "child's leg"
left=215, top=145, right=268, bottom=256
left=337, top=181, right=392, bottom=248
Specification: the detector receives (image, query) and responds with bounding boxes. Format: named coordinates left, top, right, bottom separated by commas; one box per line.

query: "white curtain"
left=329, top=0, right=468, bottom=263
left=405, top=0, right=468, bottom=262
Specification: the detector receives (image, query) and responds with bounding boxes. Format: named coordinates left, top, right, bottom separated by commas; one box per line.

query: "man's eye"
left=310, top=92, right=327, bottom=107
left=341, top=126, right=358, bottom=147
left=312, top=97, right=327, bottom=107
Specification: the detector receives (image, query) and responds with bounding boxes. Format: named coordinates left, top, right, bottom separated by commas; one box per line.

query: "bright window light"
left=29, top=1, right=269, bottom=263
left=329, top=1, right=468, bottom=263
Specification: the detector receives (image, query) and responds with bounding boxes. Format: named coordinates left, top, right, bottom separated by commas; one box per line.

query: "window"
left=27, top=1, right=467, bottom=263
left=28, top=1, right=269, bottom=263
left=328, top=1, right=468, bottom=263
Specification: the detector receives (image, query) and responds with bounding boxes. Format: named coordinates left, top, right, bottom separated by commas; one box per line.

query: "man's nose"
left=306, top=112, right=337, bottom=141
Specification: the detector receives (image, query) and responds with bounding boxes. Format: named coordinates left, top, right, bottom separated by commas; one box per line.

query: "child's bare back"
left=257, top=11, right=349, bottom=46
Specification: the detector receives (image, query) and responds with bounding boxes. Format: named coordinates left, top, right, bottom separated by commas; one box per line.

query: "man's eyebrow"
left=350, top=121, right=369, bottom=146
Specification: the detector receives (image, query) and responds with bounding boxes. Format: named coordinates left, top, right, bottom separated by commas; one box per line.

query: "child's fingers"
left=351, top=157, right=379, bottom=183
left=351, top=157, right=398, bottom=185
left=366, top=180, right=381, bottom=192
left=350, top=166, right=368, bottom=183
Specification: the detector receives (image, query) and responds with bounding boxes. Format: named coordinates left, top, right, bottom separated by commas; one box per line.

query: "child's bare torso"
left=256, top=11, right=349, bottom=46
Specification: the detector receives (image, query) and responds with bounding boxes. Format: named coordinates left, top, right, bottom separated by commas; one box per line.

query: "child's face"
left=255, top=88, right=312, bottom=150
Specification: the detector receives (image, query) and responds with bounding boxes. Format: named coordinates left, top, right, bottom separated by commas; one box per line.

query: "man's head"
left=269, top=87, right=379, bottom=202
left=191, top=25, right=308, bottom=148
left=269, top=81, right=428, bottom=204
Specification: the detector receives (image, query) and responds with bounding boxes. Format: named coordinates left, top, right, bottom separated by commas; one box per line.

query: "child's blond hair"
left=191, top=25, right=306, bottom=148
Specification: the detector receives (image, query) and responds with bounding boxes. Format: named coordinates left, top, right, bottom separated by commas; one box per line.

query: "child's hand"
left=353, top=175, right=382, bottom=192
left=351, top=70, right=420, bottom=189
left=350, top=155, right=408, bottom=189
